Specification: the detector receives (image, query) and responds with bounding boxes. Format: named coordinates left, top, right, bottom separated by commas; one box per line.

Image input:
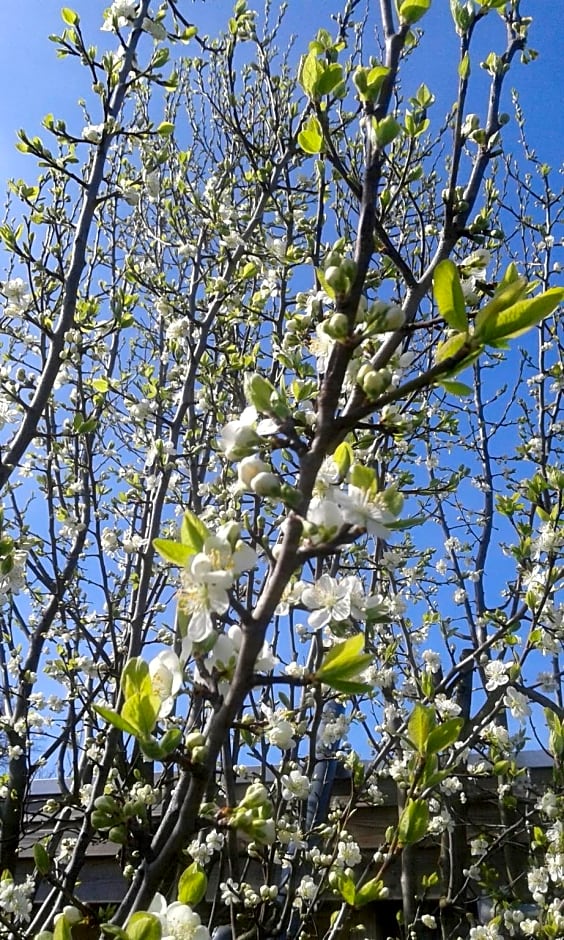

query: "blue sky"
left=1, top=2, right=563, bottom=187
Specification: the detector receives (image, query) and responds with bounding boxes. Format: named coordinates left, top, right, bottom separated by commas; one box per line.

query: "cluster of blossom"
left=0, top=874, right=34, bottom=922
left=0, top=548, right=26, bottom=605
left=189, top=624, right=277, bottom=696
left=101, top=1, right=167, bottom=40
left=177, top=526, right=257, bottom=643
left=186, top=830, right=225, bottom=866
left=149, top=893, right=210, bottom=940
left=2, top=277, right=32, bottom=318
left=219, top=879, right=277, bottom=909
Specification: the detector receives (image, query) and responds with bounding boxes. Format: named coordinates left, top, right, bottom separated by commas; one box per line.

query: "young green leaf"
left=315, top=634, right=373, bottom=688
left=61, top=7, right=80, bottom=25
left=121, top=693, right=160, bottom=739
left=153, top=538, right=194, bottom=567
left=299, top=50, right=324, bottom=99
left=332, top=440, right=354, bottom=478
left=156, top=121, right=175, bottom=137
left=54, top=915, right=72, bottom=940
left=121, top=657, right=152, bottom=700
left=354, top=877, right=387, bottom=907
left=397, top=799, right=429, bottom=845
left=95, top=704, right=139, bottom=738
left=475, top=287, right=564, bottom=343
left=298, top=115, right=324, bottom=155
left=408, top=703, right=435, bottom=754
left=178, top=862, right=208, bottom=906
left=433, top=259, right=468, bottom=332
left=33, top=842, right=51, bottom=875
left=438, top=379, right=473, bottom=397
left=399, top=0, right=432, bottom=25
left=426, top=717, right=464, bottom=755
left=125, top=913, right=162, bottom=940
left=315, top=63, right=344, bottom=97
left=180, top=509, right=210, bottom=553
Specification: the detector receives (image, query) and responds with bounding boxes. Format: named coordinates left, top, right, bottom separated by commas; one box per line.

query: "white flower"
left=142, top=17, right=167, bottom=41
left=82, top=123, right=105, bottom=144
left=503, top=686, right=531, bottom=721
left=301, top=574, right=351, bottom=629
left=219, top=407, right=261, bottom=460
left=295, top=875, right=317, bottom=902
left=263, top=709, right=295, bottom=750
left=0, top=875, right=34, bottom=922
left=148, top=650, right=183, bottom=718
left=306, top=498, right=345, bottom=542
left=250, top=471, right=280, bottom=497
left=421, top=915, right=436, bottom=929
left=484, top=659, right=510, bottom=691
left=336, top=838, right=362, bottom=867
left=101, top=528, right=120, bottom=553
left=281, top=770, right=310, bottom=801
left=237, top=455, right=269, bottom=488
left=179, top=535, right=256, bottom=642
left=102, top=1, right=138, bottom=31
left=527, top=866, right=549, bottom=901
left=148, top=894, right=210, bottom=940
left=338, top=485, right=395, bottom=539
left=422, top=650, right=441, bottom=673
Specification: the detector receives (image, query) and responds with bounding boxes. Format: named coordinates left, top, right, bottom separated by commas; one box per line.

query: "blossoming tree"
left=1, top=1, right=564, bottom=939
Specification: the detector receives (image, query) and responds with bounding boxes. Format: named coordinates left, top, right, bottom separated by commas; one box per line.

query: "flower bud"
left=250, top=472, right=281, bottom=497
left=238, top=455, right=269, bottom=488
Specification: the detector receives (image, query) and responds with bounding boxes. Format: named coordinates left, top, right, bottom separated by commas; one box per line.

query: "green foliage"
left=178, top=863, right=208, bottom=906
left=397, top=799, right=429, bottom=846
left=314, top=634, right=374, bottom=693
left=433, top=260, right=468, bottom=332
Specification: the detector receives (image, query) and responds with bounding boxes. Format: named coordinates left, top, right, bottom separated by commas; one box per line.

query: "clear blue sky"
left=0, top=2, right=562, bottom=189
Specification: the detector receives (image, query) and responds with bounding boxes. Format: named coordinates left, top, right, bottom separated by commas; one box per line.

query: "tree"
left=0, top=0, right=563, bottom=938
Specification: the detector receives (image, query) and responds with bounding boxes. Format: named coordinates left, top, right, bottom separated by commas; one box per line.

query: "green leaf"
left=180, top=509, right=210, bottom=553
left=153, top=538, right=194, bottom=566
left=330, top=870, right=356, bottom=906
left=458, top=51, right=471, bottom=78
left=33, top=842, right=51, bottom=875
left=121, top=657, right=152, bottom=699
left=299, top=50, right=324, bottom=98
left=178, top=862, right=208, bottom=906
left=433, top=260, right=468, bottom=332
left=354, top=877, right=386, bottom=907
left=316, top=63, right=344, bottom=97
left=94, top=704, right=139, bottom=737
left=475, top=287, right=564, bottom=343
left=434, top=332, right=470, bottom=365
left=332, top=441, right=354, bottom=478
left=156, top=121, right=175, bottom=137
left=122, top=693, right=160, bottom=738
left=399, top=0, right=432, bottom=25
left=315, top=634, right=373, bottom=688
left=54, top=915, right=72, bottom=940
left=298, top=115, right=324, bottom=155
left=125, top=913, right=162, bottom=940
left=372, top=115, right=401, bottom=148
left=438, top=379, right=473, bottom=397
left=408, top=704, right=435, bottom=754
left=159, top=727, right=183, bottom=756
left=61, top=7, right=80, bottom=25
left=323, top=678, right=373, bottom=694
left=92, top=378, right=109, bottom=393
left=474, top=273, right=529, bottom=334
left=397, top=799, right=429, bottom=845
left=426, top=717, right=464, bottom=754
left=349, top=463, right=377, bottom=492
